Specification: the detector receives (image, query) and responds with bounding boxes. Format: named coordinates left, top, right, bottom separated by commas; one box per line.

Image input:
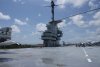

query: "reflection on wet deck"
left=0, top=52, right=15, bottom=54
left=0, top=58, right=13, bottom=62
left=0, top=47, right=100, bottom=67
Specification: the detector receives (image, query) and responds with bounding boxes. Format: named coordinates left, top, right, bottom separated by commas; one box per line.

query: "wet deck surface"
left=0, top=46, right=100, bottom=67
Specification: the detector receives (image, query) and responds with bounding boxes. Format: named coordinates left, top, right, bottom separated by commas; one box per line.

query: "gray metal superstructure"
left=0, top=27, right=12, bottom=43
left=41, top=0, right=63, bottom=47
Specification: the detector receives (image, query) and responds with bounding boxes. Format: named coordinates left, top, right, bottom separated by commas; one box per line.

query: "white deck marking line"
left=86, top=54, right=88, bottom=57
left=87, top=58, right=92, bottom=62
left=82, top=47, right=92, bottom=63
left=82, top=48, right=88, bottom=57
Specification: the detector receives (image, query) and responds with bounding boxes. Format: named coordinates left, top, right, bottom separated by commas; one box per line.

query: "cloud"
left=32, top=32, right=40, bottom=36
left=58, top=20, right=66, bottom=28
left=96, top=28, right=100, bottom=35
left=56, top=0, right=88, bottom=8
left=0, top=12, right=11, bottom=20
left=93, top=11, right=100, bottom=19
left=13, top=0, right=21, bottom=2
left=44, top=0, right=88, bottom=8
left=86, top=28, right=100, bottom=37
left=44, top=0, right=51, bottom=2
left=36, top=23, right=47, bottom=32
left=89, top=11, right=100, bottom=26
left=23, top=35, right=27, bottom=39
left=14, top=18, right=27, bottom=25
left=13, top=0, right=25, bottom=5
left=89, top=19, right=100, bottom=26
left=13, top=0, right=17, bottom=2
left=25, top=17, right=29, bottom=21
left=86, top=29, right=95, bottom=36
left=56, top=0, right=66, bottom=8
left=38, top=13, right=41, bottom=17
left=31, top=23, right=47, bottom=36
left=11, top=25, right=21, bottom=33
left=70, top=15, right=87, bottom=27
left=88, top=0, right=99, bottom=9
left=21, top=2, right=25, bottom=5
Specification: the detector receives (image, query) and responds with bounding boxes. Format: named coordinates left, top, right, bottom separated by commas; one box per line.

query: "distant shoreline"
left=0, top=44, right=44, bottom=49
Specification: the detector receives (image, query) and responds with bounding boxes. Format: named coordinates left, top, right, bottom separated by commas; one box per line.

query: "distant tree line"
left=63, top=41, right=100, bottom=47
left=0, top=44, right=43, bottom=49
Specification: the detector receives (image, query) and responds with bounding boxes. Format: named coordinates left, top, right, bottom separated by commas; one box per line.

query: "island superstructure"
left=41, top=0, right=63, bottom=47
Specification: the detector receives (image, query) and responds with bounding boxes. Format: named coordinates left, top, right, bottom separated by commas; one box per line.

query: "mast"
left=51, top=0, right=55, bottom=21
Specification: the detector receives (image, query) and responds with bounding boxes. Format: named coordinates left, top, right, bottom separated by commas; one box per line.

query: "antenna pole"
left=51, top=0, right=55, bottom=21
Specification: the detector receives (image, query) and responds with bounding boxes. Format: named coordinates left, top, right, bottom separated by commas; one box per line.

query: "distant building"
left=0, top=27, right=12, bottom=43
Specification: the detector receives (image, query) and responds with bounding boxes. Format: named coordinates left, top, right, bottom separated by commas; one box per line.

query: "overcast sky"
left=0, top=0, right=100, bottom=44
